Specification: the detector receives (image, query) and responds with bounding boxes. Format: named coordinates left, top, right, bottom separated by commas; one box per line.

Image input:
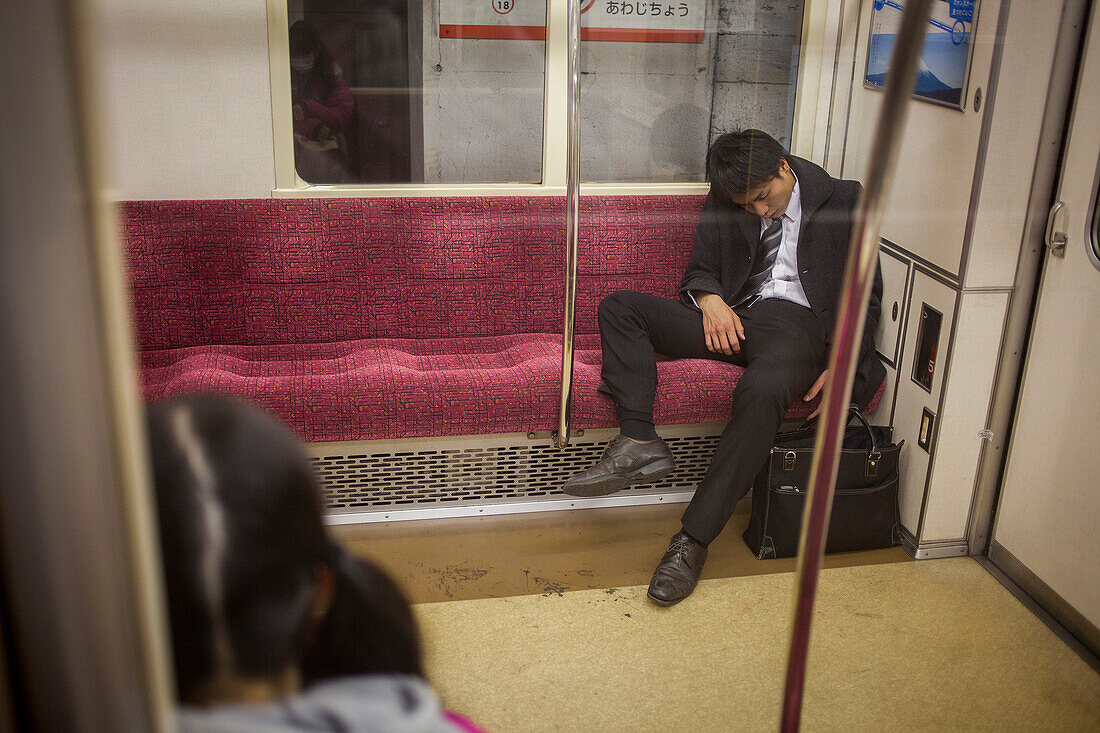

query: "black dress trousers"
left=596, top=291, right=827, bottom=544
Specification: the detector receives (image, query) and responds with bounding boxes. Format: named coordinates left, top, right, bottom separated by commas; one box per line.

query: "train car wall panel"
left=833, top=1, right=1068, bottom=558
left=893, top=269, right=957, bottom=539
left=95, top=0, right=276, bottom=200
left=919, top=290, right=1009, bottom=542
left=876, top=246, right=910, bottom=367
left=841, top=0, right=1003, bottom=277
left=961, top=2, right=1063, bottom=290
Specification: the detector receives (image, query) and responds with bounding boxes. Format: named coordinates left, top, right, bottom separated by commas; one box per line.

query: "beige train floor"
left=335, top=503, right=1100, bottom=732
left=331, top=500, right=912, bottom=604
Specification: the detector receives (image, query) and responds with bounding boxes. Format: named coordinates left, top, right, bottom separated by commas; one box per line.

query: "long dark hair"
left=147, top=394, right=422, bottom=702
left=302, top=546, right=424, bottom=683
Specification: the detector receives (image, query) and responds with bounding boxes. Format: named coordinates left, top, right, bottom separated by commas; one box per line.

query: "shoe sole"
left=645, top=590, right=687, bottom=607
left=561, top=458, right=675, bottom=498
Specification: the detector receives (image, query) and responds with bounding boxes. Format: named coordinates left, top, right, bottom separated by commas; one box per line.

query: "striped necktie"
left=733, top=217, right=784, bottom=308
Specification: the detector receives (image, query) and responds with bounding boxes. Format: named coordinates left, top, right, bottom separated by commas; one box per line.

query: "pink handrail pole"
left=779, top=1, right=934, bottom=731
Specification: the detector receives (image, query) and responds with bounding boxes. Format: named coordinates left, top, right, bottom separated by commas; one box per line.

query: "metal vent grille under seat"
left=306, top=426, right=725, bottom=522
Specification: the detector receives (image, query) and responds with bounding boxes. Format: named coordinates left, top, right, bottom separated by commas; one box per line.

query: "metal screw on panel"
left=974, top=87, right=982, bottom=112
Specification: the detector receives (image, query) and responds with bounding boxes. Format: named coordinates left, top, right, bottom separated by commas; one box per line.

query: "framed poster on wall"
left=864, top=0, right=979, bottom=110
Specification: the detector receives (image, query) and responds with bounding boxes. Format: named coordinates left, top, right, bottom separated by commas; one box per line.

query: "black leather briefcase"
left=743, top=406, right=903, bottom=559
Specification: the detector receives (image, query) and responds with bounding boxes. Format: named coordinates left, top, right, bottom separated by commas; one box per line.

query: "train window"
left=281, top=0, right=805, bottom=189
left=579, top=1, right=805, bottom=183
left=288, top=1, right=546, bottom=184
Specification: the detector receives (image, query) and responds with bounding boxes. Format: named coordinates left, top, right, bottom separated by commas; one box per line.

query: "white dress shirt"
left=756, top=175, right=810, bottom=308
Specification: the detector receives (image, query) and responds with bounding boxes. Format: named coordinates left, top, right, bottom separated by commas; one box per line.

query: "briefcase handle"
left=795, top=404, right=880, bottom=455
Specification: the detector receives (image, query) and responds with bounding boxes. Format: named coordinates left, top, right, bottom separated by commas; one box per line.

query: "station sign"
left=440, top=0, right=705, bottom=43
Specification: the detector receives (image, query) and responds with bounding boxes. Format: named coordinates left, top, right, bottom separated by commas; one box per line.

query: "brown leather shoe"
left=561, top=435, right=675, bottom=497
left=647, top=531, right=708, bottom=606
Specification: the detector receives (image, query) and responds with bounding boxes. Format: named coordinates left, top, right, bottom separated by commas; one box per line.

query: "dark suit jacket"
left=678, top=155, right=885, bottom=409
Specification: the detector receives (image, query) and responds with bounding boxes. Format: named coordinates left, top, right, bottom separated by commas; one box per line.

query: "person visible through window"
left=289, top=20, right=354, bottom=183
left=146, top=394, right=479, bottom=731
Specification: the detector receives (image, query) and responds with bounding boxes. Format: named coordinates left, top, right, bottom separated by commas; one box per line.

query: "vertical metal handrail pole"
left=780, top=1, right=932, bottom=730
left=557, top=0, right=582, bottom=448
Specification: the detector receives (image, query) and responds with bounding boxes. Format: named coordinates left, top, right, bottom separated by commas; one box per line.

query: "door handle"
left=1045, top=201, right=1068, bottom=257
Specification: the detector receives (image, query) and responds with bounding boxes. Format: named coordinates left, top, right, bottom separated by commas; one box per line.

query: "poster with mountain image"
left=865, top=0, right=978, bottom=109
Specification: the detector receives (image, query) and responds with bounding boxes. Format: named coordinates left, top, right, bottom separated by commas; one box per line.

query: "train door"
left=989, top=2, right=1100, bottom=655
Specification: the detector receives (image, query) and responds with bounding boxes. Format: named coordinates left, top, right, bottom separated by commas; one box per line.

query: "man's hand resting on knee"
left=696, top=292, right=745, bottom=355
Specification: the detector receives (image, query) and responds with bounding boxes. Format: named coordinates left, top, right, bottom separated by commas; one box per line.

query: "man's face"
left=729, top=158, right=796, bottom=220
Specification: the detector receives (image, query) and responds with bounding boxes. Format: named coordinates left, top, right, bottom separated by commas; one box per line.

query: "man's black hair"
left=706, top=129, right=788, bottom=200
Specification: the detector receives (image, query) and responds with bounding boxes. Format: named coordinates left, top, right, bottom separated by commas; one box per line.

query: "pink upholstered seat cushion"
left=571, top=334, right=883, bottom=429
left=140, top=334, right=564, bottom=443
left=141, top=331, right=880, bottom=443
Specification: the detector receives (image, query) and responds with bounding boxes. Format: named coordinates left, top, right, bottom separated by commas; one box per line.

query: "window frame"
left=266, top=0, right=835, bottom=198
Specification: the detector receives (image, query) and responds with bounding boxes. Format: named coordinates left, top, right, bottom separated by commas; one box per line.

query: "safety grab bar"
left=556, top=0, right=583, bottom=448
left=780, top=1, right=933, bottom=731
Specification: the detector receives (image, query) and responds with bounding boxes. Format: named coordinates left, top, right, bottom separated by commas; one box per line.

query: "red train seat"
left=125, top=196, right=878, bottom=442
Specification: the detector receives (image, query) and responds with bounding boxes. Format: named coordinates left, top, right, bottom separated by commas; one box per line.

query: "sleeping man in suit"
left=562, top=129, right=884, bottom=606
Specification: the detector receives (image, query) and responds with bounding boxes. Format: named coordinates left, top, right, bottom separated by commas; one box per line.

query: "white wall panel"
left=876, top=247, right=910, bottom=366
left=95, top=1, right=275, bottom=200
left=962, top=4, right=1061, bottom=289
left=920, top=290, right=1008, bottom=541
left=893, top=269, right=956, bottom=536
left=841, top=0, right=1002, bottom=276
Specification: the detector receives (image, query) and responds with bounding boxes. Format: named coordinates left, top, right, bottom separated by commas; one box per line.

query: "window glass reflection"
left=290, top=20, right=356, bottom=182
left=580, top=0, right=805, bottom=182
left=289, top=0, right=546, bottom=184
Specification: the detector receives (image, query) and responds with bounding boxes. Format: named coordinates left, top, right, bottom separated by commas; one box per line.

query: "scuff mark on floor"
left=533, top=576, right=568, bottom=597
left=428, top=565, right=490, bottom=598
